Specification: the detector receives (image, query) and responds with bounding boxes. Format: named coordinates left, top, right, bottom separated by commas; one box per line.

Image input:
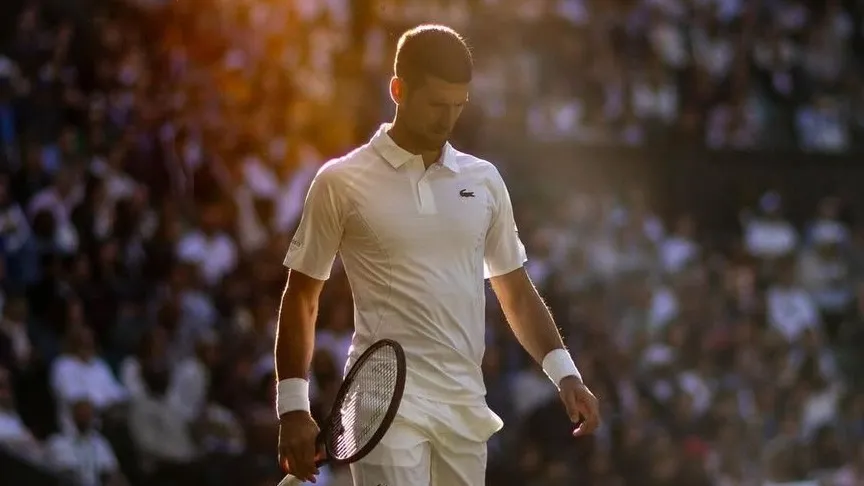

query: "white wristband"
left=542, top=349, right=581, bottom=389
left=276, top=378, right=310, bottom=418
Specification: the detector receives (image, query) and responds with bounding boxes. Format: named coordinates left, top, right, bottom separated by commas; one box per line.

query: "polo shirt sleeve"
left=283, top=167, right=345, bottom=280
left=483, top=168, right=527, bottom=279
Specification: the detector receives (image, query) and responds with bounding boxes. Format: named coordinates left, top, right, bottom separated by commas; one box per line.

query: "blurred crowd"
left=0, top=1, right=863, bottom=486
left=487, top=189, right=864, bottom=486
left=132, top=0, right=864, bottom=156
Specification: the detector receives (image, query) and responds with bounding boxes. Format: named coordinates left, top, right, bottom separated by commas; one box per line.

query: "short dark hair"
left=394, top=24, right=473, bottom=87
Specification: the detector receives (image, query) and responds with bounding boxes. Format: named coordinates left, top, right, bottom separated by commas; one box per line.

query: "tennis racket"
left=278, top=339, right=407, bottom=486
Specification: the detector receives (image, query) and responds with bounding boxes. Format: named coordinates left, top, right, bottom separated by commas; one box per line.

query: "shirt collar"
left=370, top=123, right=460, bottom=173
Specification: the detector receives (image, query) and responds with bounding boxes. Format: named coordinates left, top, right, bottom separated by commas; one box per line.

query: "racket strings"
left=329, top=346, right=400, bottom=460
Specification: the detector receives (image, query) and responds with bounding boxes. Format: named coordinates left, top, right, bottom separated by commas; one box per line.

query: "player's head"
left=391, top=25, right=472, bottom=150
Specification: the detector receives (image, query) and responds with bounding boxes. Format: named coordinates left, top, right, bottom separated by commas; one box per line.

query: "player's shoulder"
left=313, top=144, right=376, bottom=184
left=449, top=147, right=503, bottom=179
left=449, top=147, right=508, bottom=191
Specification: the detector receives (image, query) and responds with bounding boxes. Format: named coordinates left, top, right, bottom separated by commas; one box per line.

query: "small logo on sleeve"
left=459, top=189, right=475, bottom=198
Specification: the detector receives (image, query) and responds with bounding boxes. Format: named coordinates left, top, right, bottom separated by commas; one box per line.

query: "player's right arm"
left=276, top=270, right=325, bottom=482
left=275, top=165, right=345, bottom=482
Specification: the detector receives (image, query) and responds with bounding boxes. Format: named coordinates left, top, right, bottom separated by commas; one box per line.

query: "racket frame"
left=319, top=338, right=407, bottom=465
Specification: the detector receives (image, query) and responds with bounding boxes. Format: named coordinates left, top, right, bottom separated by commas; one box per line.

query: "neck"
left=387, top=119, right=442, bottom=168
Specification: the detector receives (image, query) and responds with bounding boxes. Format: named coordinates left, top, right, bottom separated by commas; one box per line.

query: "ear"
left=389, top=77, right=403, bottom=106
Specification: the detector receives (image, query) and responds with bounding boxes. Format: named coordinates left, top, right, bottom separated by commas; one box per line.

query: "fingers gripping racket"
left=279, top=339, right=406, bottom=486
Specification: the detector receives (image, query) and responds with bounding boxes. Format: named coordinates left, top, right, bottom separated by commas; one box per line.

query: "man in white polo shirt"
left=275, top=24, right=600, bottom=486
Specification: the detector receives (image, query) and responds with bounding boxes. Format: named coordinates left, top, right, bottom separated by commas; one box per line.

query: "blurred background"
left=0, top=0, right=863, bottom=485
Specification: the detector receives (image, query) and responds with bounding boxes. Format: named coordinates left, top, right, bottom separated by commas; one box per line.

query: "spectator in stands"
left=50, top=324, right=127, bottom=432
left=805, top=196, right=849, bottom=245
left=46, top=398, right=126, bottom=486
left=194, top=389, right=246, bottom=458
left=28, top=182, right=80, bottom=258
left=767, top=260, right=821, bottom=343
left=659, top=215, right=700, bottom=275
left=175, top=203, right=237, bottom=287
left=119, top=326, right=169, bottom=401
left=26, top=164, right=81, bottom=234
left=798, top=222, right=854, bottom=338
left=743, top=191, right=799, bottom=261
left=128, top=363, right=198, bottom=486
left=796, top=95, right=851, bottom=153
left=155, top=263, right=217, bottom=364
left=92, top=144, right=140, bottom=210
left=167, top=332, right=217, bottom=423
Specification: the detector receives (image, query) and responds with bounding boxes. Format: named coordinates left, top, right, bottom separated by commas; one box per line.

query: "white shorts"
left=349, top=395, right=503, bottom=486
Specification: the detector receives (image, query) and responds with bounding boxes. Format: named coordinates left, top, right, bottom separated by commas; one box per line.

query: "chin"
left=421, top=135, right=449, bottom=150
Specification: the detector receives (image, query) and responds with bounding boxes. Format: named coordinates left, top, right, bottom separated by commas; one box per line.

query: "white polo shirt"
left=284, top=124, right=526, bottom=406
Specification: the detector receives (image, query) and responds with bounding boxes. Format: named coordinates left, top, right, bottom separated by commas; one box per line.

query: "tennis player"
left=275, top=24, right=600, bottom=485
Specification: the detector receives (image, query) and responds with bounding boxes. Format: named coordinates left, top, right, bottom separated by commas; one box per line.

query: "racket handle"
left=277, top=474, right=303, bottom=486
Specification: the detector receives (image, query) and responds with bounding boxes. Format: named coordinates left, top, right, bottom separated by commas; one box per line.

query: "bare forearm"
left=274, top=281, right=319, bottom=380
left=503, top=286, right=565, bottom=365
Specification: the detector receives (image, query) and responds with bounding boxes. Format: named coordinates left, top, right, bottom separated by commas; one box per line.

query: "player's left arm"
left=484, top=169, right=600, bottom=436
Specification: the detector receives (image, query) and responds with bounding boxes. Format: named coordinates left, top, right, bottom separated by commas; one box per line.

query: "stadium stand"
left=0, top=0, right=862, bottom=485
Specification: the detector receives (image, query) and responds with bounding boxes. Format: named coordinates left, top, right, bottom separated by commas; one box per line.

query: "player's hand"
left=558, top=375, right=601, bottom=437
left=279, top=410, right=321, bottom=482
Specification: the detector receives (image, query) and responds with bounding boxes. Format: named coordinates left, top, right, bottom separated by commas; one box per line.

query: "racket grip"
left=277, top=474, right=303, bottom=486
